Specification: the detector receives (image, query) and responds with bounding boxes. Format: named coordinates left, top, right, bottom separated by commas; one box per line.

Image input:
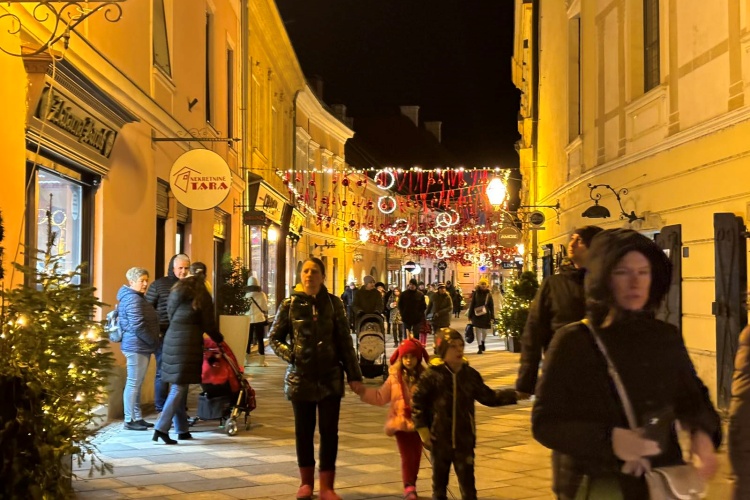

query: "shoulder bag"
left=473, top=292, right=489, bottom=316
left=581, top=319, right=707, bottom=500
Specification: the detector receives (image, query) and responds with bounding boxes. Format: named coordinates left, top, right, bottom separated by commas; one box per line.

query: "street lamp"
left=486, top=177, right=508, bottom=206
left=359, top=227, right=371, bottom=243
left=268, top=226, right=279, bottom=243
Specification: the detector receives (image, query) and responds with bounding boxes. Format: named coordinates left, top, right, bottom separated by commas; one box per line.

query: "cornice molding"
left=296, top=86, right=354, bottom=143
left=250, top=0, right=305, bottom=93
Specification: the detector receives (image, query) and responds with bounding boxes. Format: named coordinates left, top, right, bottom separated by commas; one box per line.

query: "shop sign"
left=243, top=210, right=267, bottom=226
left=169, top=149, right=231, bottom=210
left=498, top=226, right=521, bottom=248
left=289, top=208, right=306, bottom=236
left=402, top=261, right=417, bottom=272
left=528, top=210, right=545, bottom=227
left=437, top=260, right=448, bottom=271
left=35, top=85, right=117, bottom=158
left=255, top=183, right=285, bottom=224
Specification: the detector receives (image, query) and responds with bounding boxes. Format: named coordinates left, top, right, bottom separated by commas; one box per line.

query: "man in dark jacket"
left=730, top=325, right=750, bottom=499
left=145, top=253, right=190, bottom=412
left=413, top=328, right=517, bottom=500
left=352, top=275, right=383, bottom=328
left=340, top=282, right=356, bottom=331
left=398, top=278, right=427, bottom=338
left=426, top=283, right=452, bottom=333
left=515, top=226, right=602, bottom=399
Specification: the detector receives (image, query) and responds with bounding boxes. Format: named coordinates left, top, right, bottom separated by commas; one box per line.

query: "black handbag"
left=465, top=323, right=475, bottom=344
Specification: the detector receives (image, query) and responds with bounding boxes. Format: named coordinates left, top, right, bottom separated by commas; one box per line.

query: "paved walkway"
left=74, top=317, right=734, bottom=499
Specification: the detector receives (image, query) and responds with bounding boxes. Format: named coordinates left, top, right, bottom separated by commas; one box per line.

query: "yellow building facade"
left=513, top=0, right=750, bottom=405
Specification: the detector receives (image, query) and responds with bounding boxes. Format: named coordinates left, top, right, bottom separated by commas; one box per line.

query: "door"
left=655, top=225, right=681, bottom=329
left=712, top=213, right=748, bottom=409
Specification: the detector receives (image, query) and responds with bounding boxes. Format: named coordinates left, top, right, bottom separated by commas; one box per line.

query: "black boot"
left=152, top=430, right=177, bottom=445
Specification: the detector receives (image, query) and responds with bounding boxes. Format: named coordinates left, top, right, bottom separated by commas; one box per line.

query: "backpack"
left=105, top=304, right=122, bottom=342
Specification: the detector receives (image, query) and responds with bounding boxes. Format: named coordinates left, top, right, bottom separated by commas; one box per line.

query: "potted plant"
left=496, top=271, right=539, bottom=353
left=0, top=208, right=114, bottom=497
left=216, top=255, right=252, bottom=361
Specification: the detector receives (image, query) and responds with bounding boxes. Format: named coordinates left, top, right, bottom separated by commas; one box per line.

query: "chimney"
left=424, top=121, right=442, bottom=143
left=399, top=105, right=420, bottom=127
left=310, top=75, right=324, bottom=100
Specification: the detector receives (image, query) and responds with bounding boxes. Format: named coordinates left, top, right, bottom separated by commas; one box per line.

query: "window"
left=205, top=11, right=213, bottom=124
left=568, top=15, right=581, bottom=141
left=643, top=0, right=660, bottom=92
left=28, top=167, right=91, bottom=284
left=153, top=0, right=171, bottom=77
left=227, top=48, right=234, bottom=139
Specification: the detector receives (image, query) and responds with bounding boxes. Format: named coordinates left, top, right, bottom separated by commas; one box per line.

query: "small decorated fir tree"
left=217, top=254, right=251, bottom=315
left=0, top=201, right=113, bottom=497
left=497, top=271, right=539, bottom=339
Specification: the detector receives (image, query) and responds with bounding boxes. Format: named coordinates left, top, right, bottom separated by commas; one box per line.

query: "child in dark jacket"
left=356, top=339, right=429, bottom=500
left=412, top=328, right=518, bottom=500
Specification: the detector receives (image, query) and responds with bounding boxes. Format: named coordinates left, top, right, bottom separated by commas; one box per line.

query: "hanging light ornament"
left=378, top=196, right=397, bottom=214
left=396, top=236, right=412, bottom=249
left=486, top=176, right=508, bottom=206
left=375, top=170, right=396, bottom=190
left=359, top=227, right=371, bottom=243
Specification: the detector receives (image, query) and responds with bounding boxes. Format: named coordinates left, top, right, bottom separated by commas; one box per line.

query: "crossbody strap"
left=581, top=319, right=639, bottom=430
left=250, top=295, right=267, bottom=315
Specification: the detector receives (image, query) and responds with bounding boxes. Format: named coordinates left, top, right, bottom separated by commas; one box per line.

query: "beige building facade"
left=513, top=0, right=750, bottom=406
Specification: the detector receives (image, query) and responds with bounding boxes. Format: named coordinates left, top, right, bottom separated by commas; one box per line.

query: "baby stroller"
left=198, top=337, right=256, bottom=436
left=355, top=313, right=388, bottom=381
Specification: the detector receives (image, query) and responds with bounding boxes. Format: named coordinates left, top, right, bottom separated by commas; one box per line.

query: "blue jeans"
left=153, top=342, right=169, bottom=411
left=123, top=352, right=151, bottom=422
left=155, top=383, right=189, bottom=434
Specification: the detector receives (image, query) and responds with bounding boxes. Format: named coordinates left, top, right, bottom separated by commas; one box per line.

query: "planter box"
left=506, top=336, right=522, bottom=353
left=219, top=315, right=251, bottom=361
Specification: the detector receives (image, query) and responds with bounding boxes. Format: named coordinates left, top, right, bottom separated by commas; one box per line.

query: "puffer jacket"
left=398, top=288, right=426, bottom=326
left=730, top=325, right=750, bottom=498
left=269, top=284, right=362, bottom=402
left=145, top=254, right=181, bottom=334
left=467, top=288, right=494, bottom=329
left=360, top=363, right=422, bottom=436
left=117, top=285, right=159, bottom=355
left=426, top=291, right=453, bottom=328
left=161, top=285, right=223, bottom=385
left=352, top=286, right=384, bottom=316
left=516, top=266, right=586, bottom=395
left=412, top=358, right=517, bottom=451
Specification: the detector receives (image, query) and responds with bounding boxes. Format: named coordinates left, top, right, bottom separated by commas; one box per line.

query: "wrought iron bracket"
left=587, top=183, right=645, bottom=223
left=1, top=1, right=126, bottom=57
left=518, top=200, right=562, bottom=224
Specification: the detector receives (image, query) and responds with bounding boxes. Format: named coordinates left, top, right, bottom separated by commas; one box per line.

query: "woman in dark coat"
left=730, top=325, right=750, bottom=499
left=270, top=257, right=363, bottom=500
left=153, top=276, right=223, bottom=445
left=467, top=279, right=494, bottom=354
left=532, top=229, right=721, bottom=499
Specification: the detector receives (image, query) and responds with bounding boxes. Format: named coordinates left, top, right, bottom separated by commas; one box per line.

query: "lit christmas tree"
left=497, top=271, right=539, bottom=341
left=0, top=200, right=113, bottom=497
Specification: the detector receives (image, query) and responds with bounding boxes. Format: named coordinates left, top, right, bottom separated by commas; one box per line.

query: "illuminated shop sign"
left=169, top=149, right=232, bottom=210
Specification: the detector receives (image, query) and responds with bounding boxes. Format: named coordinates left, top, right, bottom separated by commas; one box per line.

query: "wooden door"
left=655, top=225, right=682, bottom=329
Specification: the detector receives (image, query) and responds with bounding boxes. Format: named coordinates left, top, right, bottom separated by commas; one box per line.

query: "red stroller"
left=199, top=337, right=256, bottom=435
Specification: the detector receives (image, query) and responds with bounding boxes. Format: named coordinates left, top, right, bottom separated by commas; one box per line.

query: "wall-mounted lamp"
left=267, top=226, right=279, bottom=243
left=582, top=183, right=644, bottom=224
left=352, top=252, right=364, bottom=263
left=486, top=177, right=508, bottom=207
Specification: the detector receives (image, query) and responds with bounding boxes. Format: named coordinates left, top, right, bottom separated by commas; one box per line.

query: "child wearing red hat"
left=354, top=338, right=429, bottom=500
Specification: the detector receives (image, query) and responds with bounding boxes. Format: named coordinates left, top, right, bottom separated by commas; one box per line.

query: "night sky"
left=275, top=0, right=520, bottom=170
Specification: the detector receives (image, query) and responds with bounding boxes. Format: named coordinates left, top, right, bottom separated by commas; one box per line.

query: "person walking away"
left=515, top=226, right=602, bottom=398
left=730, top=324, right=750, bottom=499
left=413, top=328, right=518, bottom=500
left=340, top=282, right=356, bottom=332
left=354, top=339, right=430, bottom=500
left=352, top=275, right=383, bottom=329
left=425, top=283, right=452, bottom=350
left=467, top=279, right=494, bottom=354
left=118, top=267, right=160, bottom=430
left=388, top=288, right=404, bottom=347
left=146, top=253, right=190, bottom=412
left=153, top=275, right=223, bottom=444
left=532, top=229, right=721, bottom=499
left=189, top=261, right=212, bottom=296
left=270, top=257, right=363, bottom=500
left=398, top=279, right=427, bottom=340
left=452, top=285, right=463, bottom=318
left=245, top=276, right=269, bottom=367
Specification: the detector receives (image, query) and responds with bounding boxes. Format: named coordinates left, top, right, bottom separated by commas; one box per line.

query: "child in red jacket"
left=355, top=338, right=429, bottom=500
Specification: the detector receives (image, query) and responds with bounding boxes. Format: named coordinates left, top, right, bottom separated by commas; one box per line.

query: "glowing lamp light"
left=412, top=264, right=422, bottom=275
left=359, top=227, right=371, bottom=243
left=516, top=243, right=525, bottom=256
left=486, top=177, right=507, bottom=206
left=268, top=226, right=279, bottom=243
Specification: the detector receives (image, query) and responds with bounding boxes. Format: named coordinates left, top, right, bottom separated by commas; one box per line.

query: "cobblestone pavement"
left=74, top=316, right=734, bottom=499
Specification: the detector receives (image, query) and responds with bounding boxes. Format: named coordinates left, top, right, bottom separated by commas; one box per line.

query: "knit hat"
left=434, top=328, right=464, bottom=359
left=363, top=275, right=375, bottom=284
left=574, top=225, right=605, bottom=247
left=408, top=278, right=418, bottom=286
left=478, top=278, right=489, bottom=287
left=389, top=338, right=429, bottom=365
left=436, top=282, right=446, bottom=289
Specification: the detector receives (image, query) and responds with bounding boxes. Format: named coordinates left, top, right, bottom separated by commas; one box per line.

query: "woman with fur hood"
left=532, top=229, right=721, bottom=499
left=354, top=338, right=429, bottom=500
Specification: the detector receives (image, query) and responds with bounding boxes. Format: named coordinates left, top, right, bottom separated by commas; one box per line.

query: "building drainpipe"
left=241, top=0, right=250, bottom=265
left=530, top=0, right=540, bottom=275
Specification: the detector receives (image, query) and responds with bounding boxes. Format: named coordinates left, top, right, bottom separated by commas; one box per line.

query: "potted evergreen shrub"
left=0, top=208, right=114, bottom=497
left=497, top=271, right=539, bottom=353
left=216, top=255, right=252, bottom=361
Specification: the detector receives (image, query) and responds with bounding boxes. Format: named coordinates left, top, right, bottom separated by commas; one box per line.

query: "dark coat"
left=352, top=286, right=384, bottom=317
left=161, top=285, right=223, bottom=385
left=467, top=288, right=494, bottom=329
left=117, top=285, right=160, bottom=355
left=516, top=266, right=586, bottom=395
left=532, top=316, right=722, bottom=499
left=269, top=284, right=362, bottom=402
left=730, top=325, right=750, bottom=499
left=426, top=291, right=453, bottom=328
left=145, top=255, right=181, bottom=334
left=452, top=289, right=463, bottom=314
left=412, top=359, right=516, bottom=451
left=398, top=288, right=426, bottom=326
left=340, top=286, right=355, bottom=321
